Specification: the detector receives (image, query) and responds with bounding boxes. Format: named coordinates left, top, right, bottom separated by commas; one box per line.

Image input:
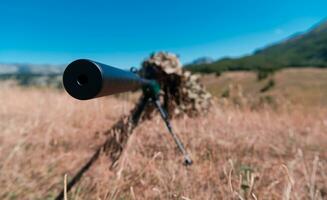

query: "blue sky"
left=0, top=0, right=326, bottom=68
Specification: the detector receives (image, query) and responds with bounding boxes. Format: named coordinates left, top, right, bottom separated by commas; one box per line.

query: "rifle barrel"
left=63, top=59, right=148, bottom=100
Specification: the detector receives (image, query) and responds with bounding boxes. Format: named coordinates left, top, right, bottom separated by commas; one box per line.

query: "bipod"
left=140, top=80, right=193, bottom=165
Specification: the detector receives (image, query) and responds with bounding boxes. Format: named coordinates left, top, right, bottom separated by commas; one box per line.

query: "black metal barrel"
left=63, top=59, right=148, bottom=100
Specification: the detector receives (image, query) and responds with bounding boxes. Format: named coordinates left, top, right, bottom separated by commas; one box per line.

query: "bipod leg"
left=153, top=99, right=193, bottom=166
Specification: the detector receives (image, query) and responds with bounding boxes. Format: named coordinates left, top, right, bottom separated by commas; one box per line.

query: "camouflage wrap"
left=141, top=51, right=212, bottom=117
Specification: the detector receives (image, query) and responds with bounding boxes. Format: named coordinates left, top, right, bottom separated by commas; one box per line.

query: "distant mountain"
left=186, top=20, right=327, bottom=73
left=0, top=63, right=64, bottom=75
left=189, top=57, right=214, bottom=65
left=0, top=63, right=64, bottom=87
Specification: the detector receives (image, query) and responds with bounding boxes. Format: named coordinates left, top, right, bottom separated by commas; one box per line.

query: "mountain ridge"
left=0, top=63, right=64, bottom=75
left=186, top=19, right=327, bottom=73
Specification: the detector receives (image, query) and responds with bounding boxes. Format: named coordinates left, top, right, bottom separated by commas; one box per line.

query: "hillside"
left=186, top=20, right=327, bottom=73
left=201, top=68, right=327, bottom=108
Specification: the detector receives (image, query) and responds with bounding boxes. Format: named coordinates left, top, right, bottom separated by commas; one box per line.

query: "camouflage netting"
left=103, top=52, right=213, bottom=166
left=141, top=51, right=212, bottom=118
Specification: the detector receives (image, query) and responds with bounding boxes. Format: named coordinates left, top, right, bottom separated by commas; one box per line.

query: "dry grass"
left=201, top=68, right=327, bottom=108
left=0, top=83, right=326, bottom=200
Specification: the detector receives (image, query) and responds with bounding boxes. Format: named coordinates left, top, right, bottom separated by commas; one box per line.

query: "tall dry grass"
left=0, top=84, right=326, bottom=199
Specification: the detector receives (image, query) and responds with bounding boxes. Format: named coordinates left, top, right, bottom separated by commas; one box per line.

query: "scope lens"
left=77, top=74, right=88, bottom=86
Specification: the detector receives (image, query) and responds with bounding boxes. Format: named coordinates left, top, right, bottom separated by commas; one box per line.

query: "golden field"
left=202, top=68, right=327, bottom=108
left=0, top=68, right=327, bottom=199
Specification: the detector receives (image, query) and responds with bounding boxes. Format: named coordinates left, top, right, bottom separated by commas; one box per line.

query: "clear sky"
left=0, top=0, right=326, bottom=68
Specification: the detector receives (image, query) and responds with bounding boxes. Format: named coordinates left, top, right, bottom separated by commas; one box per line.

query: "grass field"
left=201, top=68, right=327, bottom=108
left=0, top=68, right=327, bottom=199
